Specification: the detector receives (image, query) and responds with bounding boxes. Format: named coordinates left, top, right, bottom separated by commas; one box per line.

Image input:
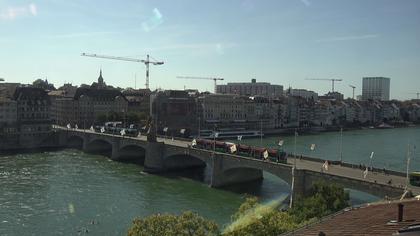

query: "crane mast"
left=177, top=76, right=224, bottom=93
left=349, top=85, right=356, bottom=99
left=81, top=53, right=163, bottom=89
left=305, top=78, right=343, bottom=92
left=409, top=92, right=420, bottom=99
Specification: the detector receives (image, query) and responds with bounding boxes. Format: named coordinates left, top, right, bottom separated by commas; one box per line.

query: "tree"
left=107, top=111, right=123, bottom=121
left=127, top=211, right=219, bottom=236
left=289, top=180, right=350, bottom=223
left=127, top=112, right=140, bottom=125
left=32, top=78, right=56, bottom=91
left=127, top=182, right=350, bottom=236
left=96, top=113, right=107, bottom=124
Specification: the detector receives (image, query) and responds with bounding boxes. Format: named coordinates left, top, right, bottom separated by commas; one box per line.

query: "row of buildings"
left=150, top=89, right=420, bottom=136
left=0, top=72, right=415, bottom=141
left=216, top=77, right=391, bottom=101
left=0, top=71, right=150, bottom=149
left=49, top=70, right=149, bottom=128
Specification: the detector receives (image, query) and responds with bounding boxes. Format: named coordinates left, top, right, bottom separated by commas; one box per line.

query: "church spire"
left=98, top=69, right=105, bottom=85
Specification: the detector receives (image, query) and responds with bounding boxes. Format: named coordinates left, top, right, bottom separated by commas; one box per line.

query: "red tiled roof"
left=285, top=199, right=420, bottom=236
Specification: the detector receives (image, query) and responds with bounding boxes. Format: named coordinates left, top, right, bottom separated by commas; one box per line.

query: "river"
left=233, top=126, right=420, bottom=172
left=0, top=127, right=419, bottom=235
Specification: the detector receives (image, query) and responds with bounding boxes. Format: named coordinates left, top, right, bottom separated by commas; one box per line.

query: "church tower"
left=97, top=69, right=106, bottom=89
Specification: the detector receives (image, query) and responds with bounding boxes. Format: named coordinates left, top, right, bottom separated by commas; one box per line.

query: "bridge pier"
left=143, top=141, right=166, bottom=173
left=111, top=142, right=120, bottom=161
left=291, top=169, right=307, bottom=203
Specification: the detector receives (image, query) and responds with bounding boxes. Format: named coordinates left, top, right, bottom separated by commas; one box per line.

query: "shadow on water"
left=220, top=172, right=291, bottom=201
left=159, top=168, right=291, bottom=202
left=157, top=166, right=206, bottom=182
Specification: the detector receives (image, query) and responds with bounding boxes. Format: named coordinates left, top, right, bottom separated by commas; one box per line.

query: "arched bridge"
left=56, top=127, right=420, bottom=201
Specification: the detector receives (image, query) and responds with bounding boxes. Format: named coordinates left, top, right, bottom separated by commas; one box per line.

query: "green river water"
left=0, top=126, right=419, bottom=235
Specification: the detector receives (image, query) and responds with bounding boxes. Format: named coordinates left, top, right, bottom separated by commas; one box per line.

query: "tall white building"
left=216, top=79, right=283, bottom=97
left=362, top=77, right=390, bottom=101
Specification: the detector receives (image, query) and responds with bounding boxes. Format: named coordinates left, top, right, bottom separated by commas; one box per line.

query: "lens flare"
left=222, top=195, right=287, bottom=234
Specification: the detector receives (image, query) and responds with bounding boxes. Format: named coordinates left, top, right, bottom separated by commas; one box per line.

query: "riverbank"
left=262, top=123, right=418, bottom=138
left=0, top=146, right=64, bottom=156
left=232, top=126, right=420, bottom=173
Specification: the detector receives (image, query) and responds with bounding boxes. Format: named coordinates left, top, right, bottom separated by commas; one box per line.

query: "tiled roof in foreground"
left=283, top=198, right=420, bottom=236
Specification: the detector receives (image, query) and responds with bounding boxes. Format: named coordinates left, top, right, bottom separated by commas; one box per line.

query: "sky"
left=0, top=0, right=419, bottom=100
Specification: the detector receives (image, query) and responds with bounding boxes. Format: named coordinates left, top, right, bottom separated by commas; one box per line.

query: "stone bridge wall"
left=57, top=130, right=406, bottom=200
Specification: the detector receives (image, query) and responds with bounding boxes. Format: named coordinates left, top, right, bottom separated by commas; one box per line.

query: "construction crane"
left=305, top=78, right=343, bottom=92
left=81, top=53, right=164, bottom=89
left=349, top=85, right=356, bottom=99
left=177, top=76, right=224, bottom=93
left=409, top=92, right=420, bottom=99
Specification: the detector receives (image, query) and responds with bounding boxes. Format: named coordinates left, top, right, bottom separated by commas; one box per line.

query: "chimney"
left=397, top=203, right=404, bottom=222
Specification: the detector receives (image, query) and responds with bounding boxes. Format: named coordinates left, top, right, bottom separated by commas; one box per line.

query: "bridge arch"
left=67, top=135, right=84, bottom=149
left=161, top=153, right=209, bottom=182
left=163, top=154, right=208, bottom=171
left=85, top=138, right=113, bottom=157
left=117, top=144, right=146, bottom=164
left=219, top=164, right=292, bottom=188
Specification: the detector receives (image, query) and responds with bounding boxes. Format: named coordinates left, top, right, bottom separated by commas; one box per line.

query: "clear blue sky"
left=1, top=0, right=419, bottom=99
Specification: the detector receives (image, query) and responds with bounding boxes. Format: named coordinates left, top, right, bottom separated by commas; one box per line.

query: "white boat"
left=377, top=122, right=394, bottom=129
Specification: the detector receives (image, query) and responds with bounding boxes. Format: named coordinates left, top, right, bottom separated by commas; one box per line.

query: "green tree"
left=289, top=181, right=350, bottom=223
left=107, top=111, right=123, bottom=121
left=127, top=112, right=140, bottom=125
left=32, top=78, right=56, bottom=90
left=127, top=211, right=219, bottom=236
left=96, top=113, right=107, bottom=124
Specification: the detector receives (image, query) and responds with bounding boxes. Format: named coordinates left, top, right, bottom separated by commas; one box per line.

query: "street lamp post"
left=213, top=124, right=217, bottom=155
left=260, top=119, right=263, bottom=146
left=405, top=143, right=411, bottom=191
left=289, top=128, right=298, bottom=209
left=198, top=116, right=201, bottom=138
left=339, top=127, right=343, bottom=163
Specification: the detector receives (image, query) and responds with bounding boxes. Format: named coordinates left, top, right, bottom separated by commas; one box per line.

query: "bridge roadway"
left=54, top=126, right=420, bottom=199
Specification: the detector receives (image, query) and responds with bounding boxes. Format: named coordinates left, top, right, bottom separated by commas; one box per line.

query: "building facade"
left=0, top=97, right=17, bottom=124
left=13, top=87, right=52, bottom=148
left=50, top=71, right=128, bottom=128
left=216, top=79, right=283, bottom=97
left=288, top=88, right=318, bottom=100
left=122, top=88, right=151, bottom=115
left=150, top=90, right=197, bottom=137
left=362, top=77, right=390, bottom=101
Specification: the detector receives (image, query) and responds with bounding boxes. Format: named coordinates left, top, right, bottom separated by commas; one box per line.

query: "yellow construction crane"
left=305, top=78, right=343, bottom=92
left=81, top=53, right=164, bottom=89
left=349, top=84, right=356, bottom=99
left=177, top=76, right=224, bottom=93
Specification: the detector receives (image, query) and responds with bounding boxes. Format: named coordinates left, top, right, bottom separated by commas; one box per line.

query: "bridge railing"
left=288, top=153, right=406, bottom=178
left=56, top=126, right=406, bottom=178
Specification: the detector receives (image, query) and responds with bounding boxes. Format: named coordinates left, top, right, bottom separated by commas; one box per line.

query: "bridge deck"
left=57, top=126, right=420, bottom=196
